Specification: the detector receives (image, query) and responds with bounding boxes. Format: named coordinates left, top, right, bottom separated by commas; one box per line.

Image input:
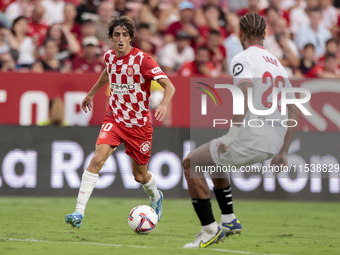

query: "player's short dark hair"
left=303, top=43, right=315, bottom=50
left=325, top=52, right=337, bottom=61
left=137, top=23, right=150, bottom=30
left=107, top=16, right=136, bottom=41
left=326, top=38, right=338, bottom=46
left=209, top=29, right=220, bottom=37
left=240, top=13, right=266, bottom=40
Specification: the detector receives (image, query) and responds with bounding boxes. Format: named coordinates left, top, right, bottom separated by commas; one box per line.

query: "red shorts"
left=96, top=117, right=153, bottom=165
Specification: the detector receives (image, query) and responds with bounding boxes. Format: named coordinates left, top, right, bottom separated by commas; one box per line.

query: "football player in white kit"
left=182, top=13, right=299, bottom=248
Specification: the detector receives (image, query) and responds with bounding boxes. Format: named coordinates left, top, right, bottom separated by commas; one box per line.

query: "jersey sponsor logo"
left=110, top=83, right=137, bottom=94
left=127, top=66, right=135, bottom=76
left=140, top=141, right=151, bottom=154
left=99, top=132, right=108, bottom=139
left=151, top=67, right=162, bottom=74
left=233, top=63, right=243, bottom=76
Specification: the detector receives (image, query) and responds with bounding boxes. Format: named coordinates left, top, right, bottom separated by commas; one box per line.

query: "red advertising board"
left=0, top=72, right=339, bottom=132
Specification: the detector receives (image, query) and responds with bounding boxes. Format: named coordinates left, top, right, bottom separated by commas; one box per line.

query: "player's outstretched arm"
left=218, top=81, right=253, bottom=157
left=82, top=68, right=109, bottom=113
left=154, top=78, right=176, bottom=122
left=270, top=104, right=299, bottom=172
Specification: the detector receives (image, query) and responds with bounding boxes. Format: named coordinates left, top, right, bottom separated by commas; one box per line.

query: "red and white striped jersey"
left=104, top=48, right=167, bottom=127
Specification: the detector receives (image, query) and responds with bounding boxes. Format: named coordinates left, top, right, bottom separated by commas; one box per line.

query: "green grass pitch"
left=0, top=197, right=339, bottom=255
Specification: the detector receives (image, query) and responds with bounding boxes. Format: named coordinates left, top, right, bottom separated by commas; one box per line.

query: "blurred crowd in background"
left=1, top=0, right=340, bottom=78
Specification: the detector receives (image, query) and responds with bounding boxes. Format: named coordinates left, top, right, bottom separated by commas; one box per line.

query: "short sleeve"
left=140, top=54, right=168, bottom=81
left=103, top=50, right=112, bottom=64
left=230, top=54, right=254, bottom=86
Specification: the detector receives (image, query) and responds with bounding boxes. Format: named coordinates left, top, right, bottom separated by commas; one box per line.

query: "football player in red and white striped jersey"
left=65, top=16, right=175, bottom=229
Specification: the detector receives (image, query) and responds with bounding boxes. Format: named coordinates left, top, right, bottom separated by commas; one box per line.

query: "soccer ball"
left=149, top=90, right=164, bottom=109
left=128, top=205, right=158, bottom=234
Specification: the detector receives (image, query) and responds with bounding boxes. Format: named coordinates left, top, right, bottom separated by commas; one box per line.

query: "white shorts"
left=210, top=136, right=275, bottom=168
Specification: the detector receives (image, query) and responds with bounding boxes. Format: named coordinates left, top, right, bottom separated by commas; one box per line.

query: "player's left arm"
left=154, top=78, right=176, bottom=122
left=270, top=104, right=299, bottom=173
left=140, top=54, right=176, bottom=122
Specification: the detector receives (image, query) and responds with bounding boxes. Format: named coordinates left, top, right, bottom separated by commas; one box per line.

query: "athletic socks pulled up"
left=142, top=172, right=160, bottom=203
left=75, top=170, right=98, bottom=217
left=191, top=198, right=217, bottom=233
left=214, top=185, right=236, bottom=222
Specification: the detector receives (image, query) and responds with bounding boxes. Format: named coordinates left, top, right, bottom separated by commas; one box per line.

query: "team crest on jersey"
left=140, top=141, right=151, bottom=154
left=233, top=63, right=243, bottom=76
left=127, top=66, right=135, bottom=76
left=99, top=132, right=108, bottom=139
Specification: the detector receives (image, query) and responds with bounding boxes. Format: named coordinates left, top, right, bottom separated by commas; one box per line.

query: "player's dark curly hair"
left=107, top=16, right=136, bottom=42
left=239, top=13, right=266, bottom=40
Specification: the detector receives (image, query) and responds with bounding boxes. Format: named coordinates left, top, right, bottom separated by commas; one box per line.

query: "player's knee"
left=182, top=156, right=190, bottom=170
left=90, top=154, right=106, bottom=169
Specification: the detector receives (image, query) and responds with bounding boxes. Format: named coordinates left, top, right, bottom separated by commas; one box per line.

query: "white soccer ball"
left=128, top=205, right=158, bottom=234
left=149, top=90, right=164, bottom=109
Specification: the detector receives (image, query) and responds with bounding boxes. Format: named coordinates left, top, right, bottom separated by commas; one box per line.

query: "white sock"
left=221, top=213, right=236, bottom=223
left=142, top=172, right=160, bottom=203
left=202, top=221, right=218, bottom=234
left=75, top=170, right=98, bottom=216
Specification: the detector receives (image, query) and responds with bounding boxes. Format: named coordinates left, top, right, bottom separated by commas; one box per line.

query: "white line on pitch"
left=0, top=237, right=290, bottom=255
left=0, top=238, right=150, bottom=249
left=211, top=248, right=289, bottom=255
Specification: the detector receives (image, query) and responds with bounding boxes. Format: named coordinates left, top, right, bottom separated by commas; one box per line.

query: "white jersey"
left=230, top=45, right=294, bottom=154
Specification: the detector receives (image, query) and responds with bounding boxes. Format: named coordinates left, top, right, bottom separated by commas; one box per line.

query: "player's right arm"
left=82, top=68, right=109, bottom=113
